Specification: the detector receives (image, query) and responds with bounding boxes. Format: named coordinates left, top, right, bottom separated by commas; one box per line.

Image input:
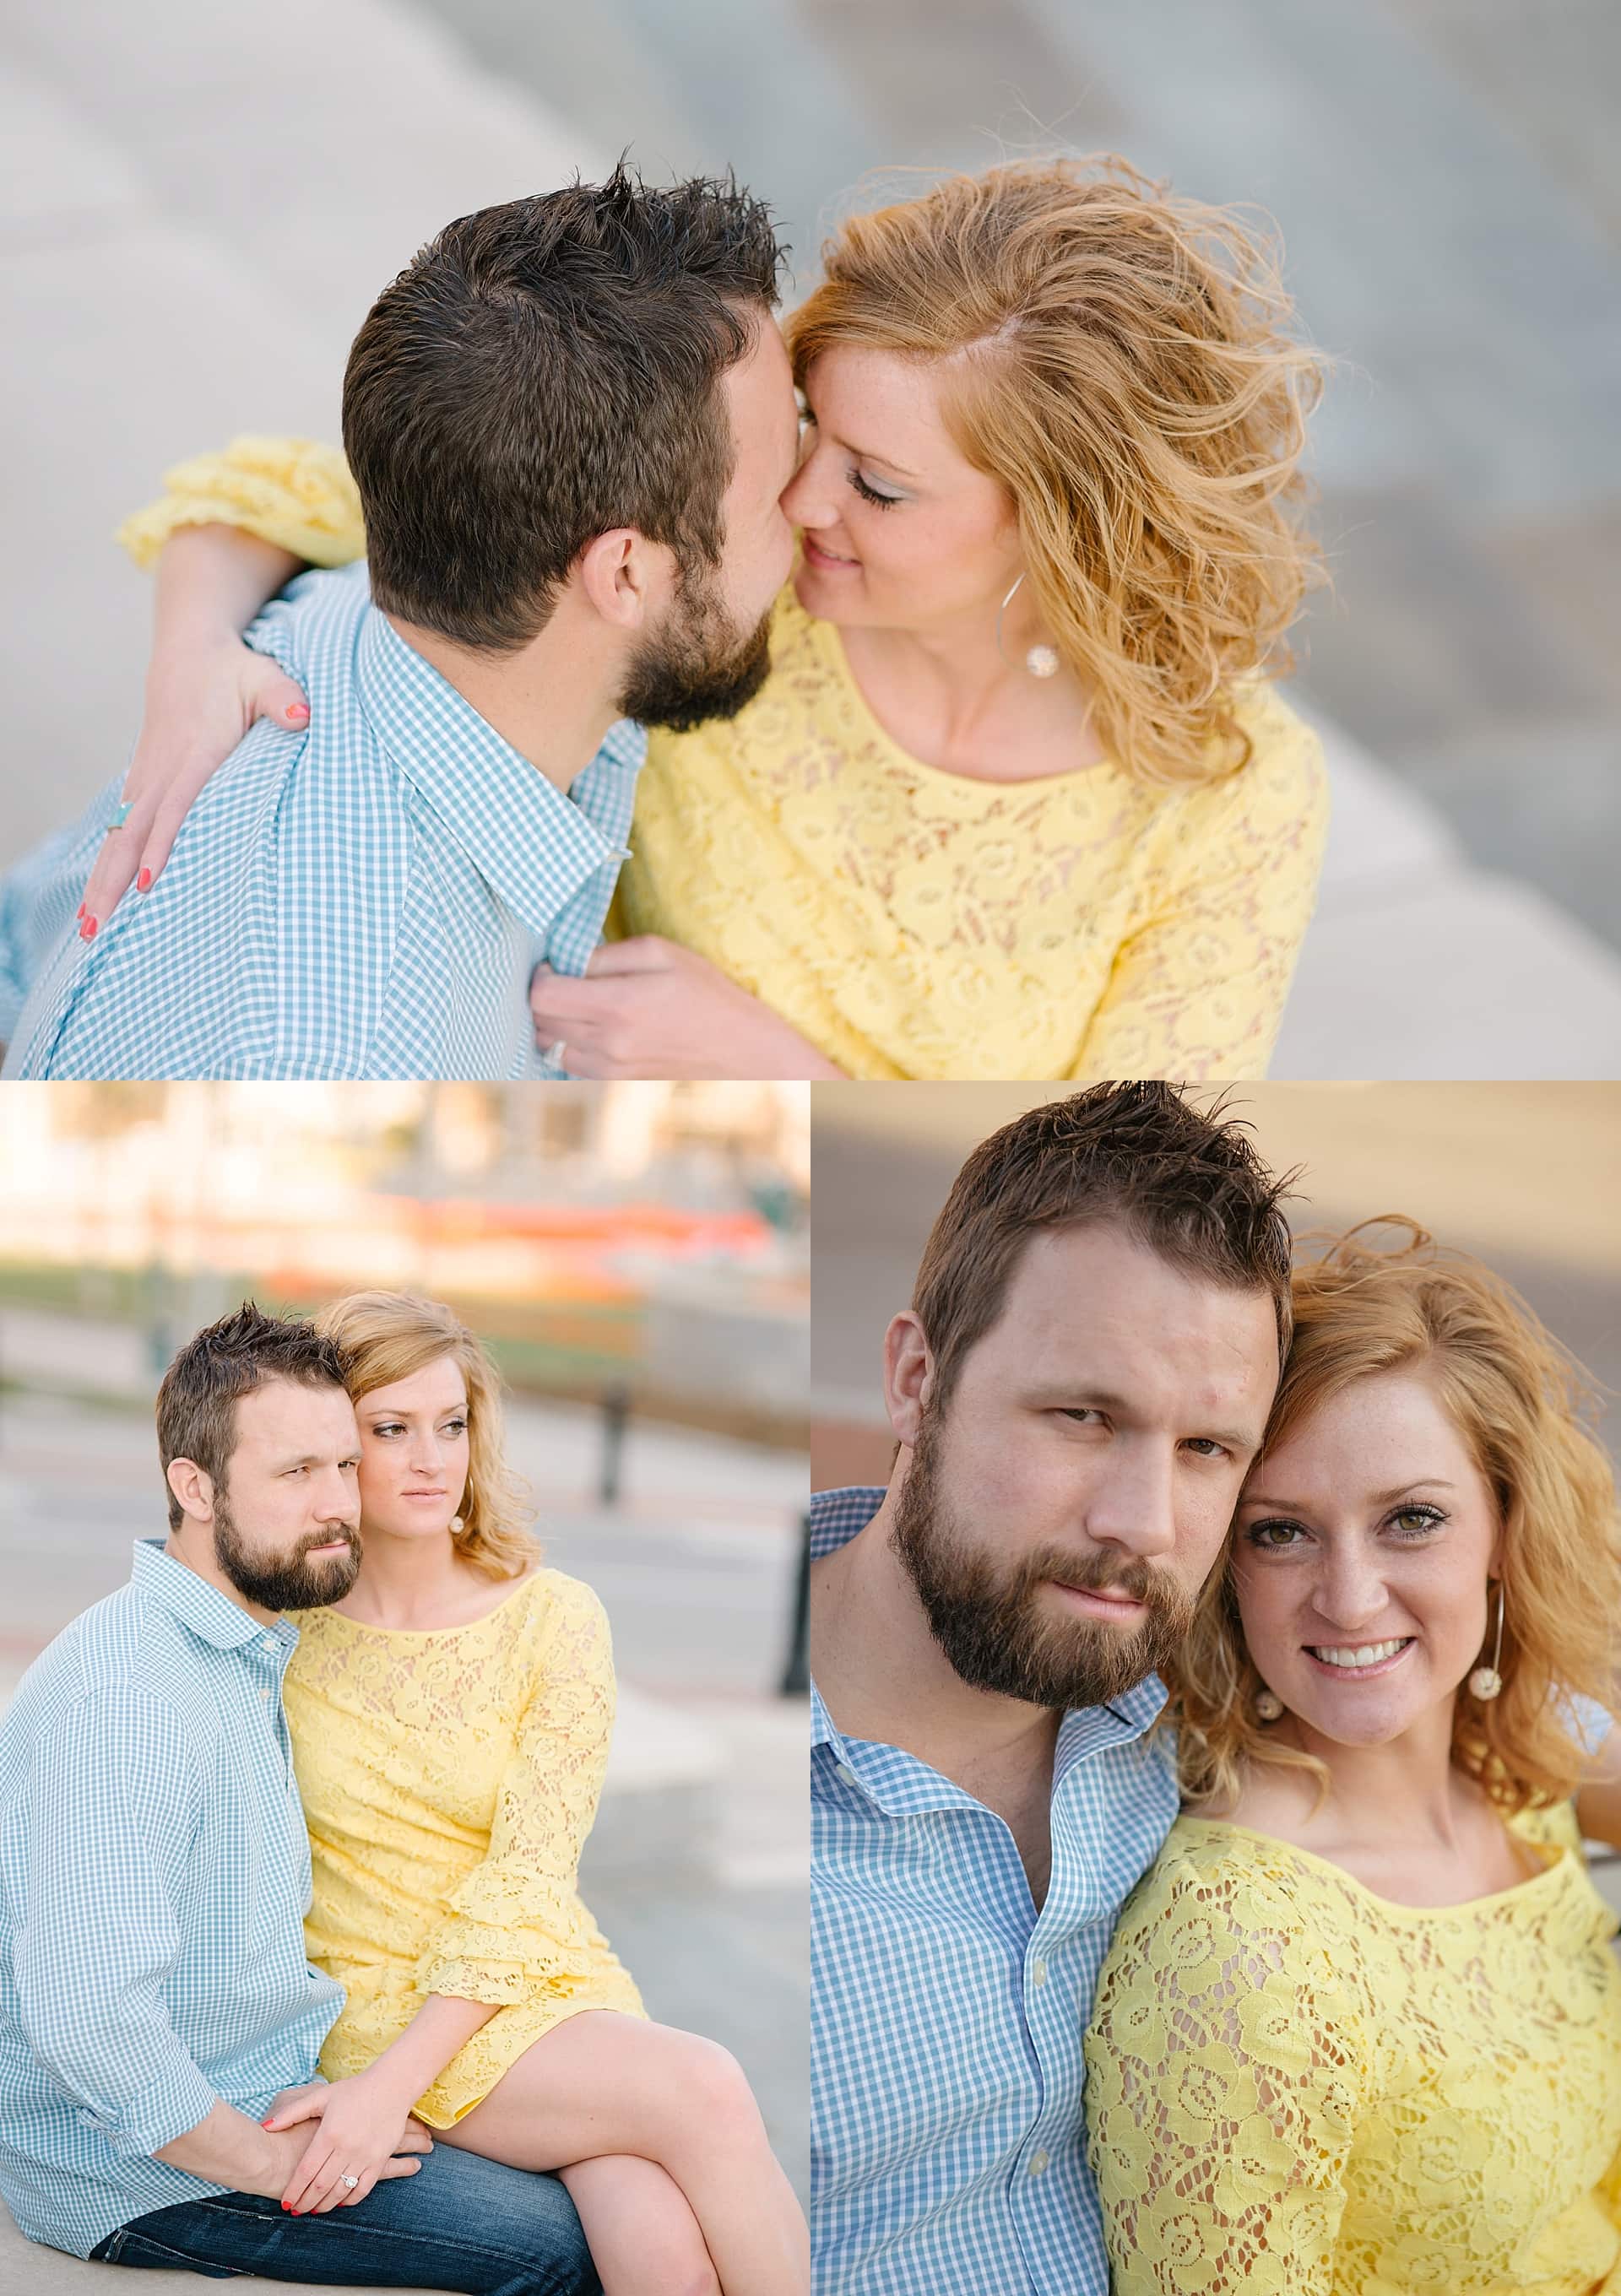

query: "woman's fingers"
left=262, top=2092, right=327, bottom=2131
left=79, top=788, right=158, bottom=927
left=243, top=658, right=311, bottom=737
left=339, top=2166, right=381, bottom=2207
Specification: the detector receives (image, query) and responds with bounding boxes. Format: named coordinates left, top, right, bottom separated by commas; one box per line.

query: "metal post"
left=599, top=1383, right=631, bottom=1508
left=778, top=1507, right=810, bottom=1696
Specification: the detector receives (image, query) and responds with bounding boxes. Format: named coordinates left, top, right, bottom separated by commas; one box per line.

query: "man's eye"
left=1184, top=1438, right=1229, bottom=1459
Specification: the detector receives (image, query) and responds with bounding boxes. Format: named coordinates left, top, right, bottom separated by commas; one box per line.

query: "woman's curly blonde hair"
left=1171, top=1221, right=1621, bottom=1817
left=786, top=154, right=1326, bottom=788
left=315, top=1290, right=539, bottom=1582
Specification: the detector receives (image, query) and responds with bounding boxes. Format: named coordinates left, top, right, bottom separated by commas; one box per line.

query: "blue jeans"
left=88, top=2141, right=601, bottom=2294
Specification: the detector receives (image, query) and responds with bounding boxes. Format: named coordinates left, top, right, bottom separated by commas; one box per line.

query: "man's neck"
left=811, top=1485, right=1062, bottom=1790
left=385, top=604, right=623, bottom=795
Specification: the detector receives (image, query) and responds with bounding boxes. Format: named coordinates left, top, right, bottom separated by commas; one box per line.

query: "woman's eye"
left=849, top=470, right=902, bottom=510
left=1390, top=1506, right=1444, bottom=1537
left=1246, top=1519, right=1304, bottom=1550
left=371, top=1422, right=404, bottom=1438
left=442, top=1420, right=468, bottom=1438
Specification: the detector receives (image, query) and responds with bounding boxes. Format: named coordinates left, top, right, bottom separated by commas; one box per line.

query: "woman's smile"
left=1303, top=1636, right=1416, bottom=1679
left=800, top=532, right=859, bottom=571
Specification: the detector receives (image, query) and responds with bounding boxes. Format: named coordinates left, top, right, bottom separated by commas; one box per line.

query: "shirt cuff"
left=86, top=2059, right=221, bottom=2157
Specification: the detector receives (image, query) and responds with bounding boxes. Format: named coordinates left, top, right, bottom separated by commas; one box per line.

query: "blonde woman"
left=95, top=154, right=1327, bottom=1081
left=267, top=1290, right=806, bottom=2296
left=1085, top=1227, right=1621, bottom=2294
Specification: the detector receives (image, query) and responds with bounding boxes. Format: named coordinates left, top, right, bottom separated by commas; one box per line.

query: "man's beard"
left=890, top=1412, right=1195, bottom=1710
left=617, top=559, right=773, bottom=733
left=212, top=1486, right=362, bottom=1614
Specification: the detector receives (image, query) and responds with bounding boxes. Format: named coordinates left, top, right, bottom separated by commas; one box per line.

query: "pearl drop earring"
left=448, top=1515, right=465, bottom=1536
left=996, top=573, right=1061, bottom=680
left=1469, top=1581, right=1505, bottom=1701
left=1255, top=1687, right=1283, bottom=1722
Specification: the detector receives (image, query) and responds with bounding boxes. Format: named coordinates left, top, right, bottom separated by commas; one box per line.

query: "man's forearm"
left=154, top=2098, right=299, bottom=2197
left=152, top=524, right=301, bottom=660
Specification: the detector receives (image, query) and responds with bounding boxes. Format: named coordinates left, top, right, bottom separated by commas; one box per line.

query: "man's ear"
left=166, top=1457, right=215, bottom=1527
left=577, top=528, right=662, bottom=633
left=883, top=1311, right=934, bottom=1451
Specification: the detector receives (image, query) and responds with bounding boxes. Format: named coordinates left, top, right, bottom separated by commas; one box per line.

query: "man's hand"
left=531, top=936, right=843, bottom=1080
left=263, top=2067, right=433, bottom=2213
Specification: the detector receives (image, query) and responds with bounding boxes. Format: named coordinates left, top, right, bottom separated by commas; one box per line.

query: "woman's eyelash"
left=849, top=471, right=901, bottom=510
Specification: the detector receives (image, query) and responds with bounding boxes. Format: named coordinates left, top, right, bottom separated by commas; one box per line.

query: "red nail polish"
left=80, top=917, right=98, bottom=941
left=75, top=903, right=85, bottom=920
left=137, top=869, right=151, bottom=892
left=287, top=704, right=310, bottom=724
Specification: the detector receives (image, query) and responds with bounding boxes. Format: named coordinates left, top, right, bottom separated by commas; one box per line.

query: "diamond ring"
left=340, top=2174, right=360, bottom=2191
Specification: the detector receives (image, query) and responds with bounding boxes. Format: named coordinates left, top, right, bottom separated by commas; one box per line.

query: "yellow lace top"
left=1085, top=1802, right=1621, bottom=2295
left=282, top=1568, right=644, bottom=2129
left=121, top=437, right=1328, bottom=1080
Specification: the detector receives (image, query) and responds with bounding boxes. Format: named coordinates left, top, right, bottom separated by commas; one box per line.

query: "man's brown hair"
left=156, top=1302, right=350, bottom=1530
left=344, top=164, right=784, bottom=653
left=913, top=1082, right=1295, bottom=1411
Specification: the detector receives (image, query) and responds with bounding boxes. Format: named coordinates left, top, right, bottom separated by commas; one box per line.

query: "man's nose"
left=312, top=1465, right=359, bottom=1523
left=1083, top=1445, right=1179, bottom=1560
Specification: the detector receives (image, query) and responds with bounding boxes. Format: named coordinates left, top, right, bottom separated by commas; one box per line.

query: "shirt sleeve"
left=0, top=782, right=122, bottom=1049
left=12, top=1687, right=219, bottom=2154
left=1085, top=1855, right=1365, bottom=2295
left=1067, top=690, right=1329, bottom=1081
left=116, top=436, right=365, bottom=571
left=415, top=1579, right=618, bottom=2006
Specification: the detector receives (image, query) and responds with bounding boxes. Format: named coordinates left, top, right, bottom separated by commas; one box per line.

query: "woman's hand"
left=79, top=524, right=306, bottom=933
left=531, top=937, right=843, bottom=1079
left=263, top=2066, right=429, bottom=2215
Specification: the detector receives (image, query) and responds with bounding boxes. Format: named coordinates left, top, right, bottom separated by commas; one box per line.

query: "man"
left=809, top=1082, right=1294, bottom=2296
left=0, top=165, right=800, bottom=1079
left=0, top=1305, right=598, bottom=2292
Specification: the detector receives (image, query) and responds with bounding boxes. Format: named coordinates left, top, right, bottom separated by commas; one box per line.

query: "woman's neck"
left=837, top=615, right=1106, bottom=778
left=336, top=1528, right=475, bottom=1628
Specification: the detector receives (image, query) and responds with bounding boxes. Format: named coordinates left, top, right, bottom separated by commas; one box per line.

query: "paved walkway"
left=1, top=0, right=1618, bottom=1075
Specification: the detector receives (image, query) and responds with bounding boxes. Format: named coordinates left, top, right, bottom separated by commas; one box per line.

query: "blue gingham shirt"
left=0, top=1540, right=343, bottom=2257
left=0, top=563, right=643, bottom=1078
left=810, top=1486, right=1179, bottom=2296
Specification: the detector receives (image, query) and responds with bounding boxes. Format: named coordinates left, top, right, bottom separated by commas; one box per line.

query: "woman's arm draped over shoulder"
left=1069, top=696, right=1329, bottom=1082
left=415, top=1577, right=619, bottom=2004
left=83, top=440, right=365, bottom=923
left=1084, top=1854, right=1365, bottom=2295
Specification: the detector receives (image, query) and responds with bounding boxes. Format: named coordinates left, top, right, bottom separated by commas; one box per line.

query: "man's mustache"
left=1019, top=1544, right=1173, bottom=1611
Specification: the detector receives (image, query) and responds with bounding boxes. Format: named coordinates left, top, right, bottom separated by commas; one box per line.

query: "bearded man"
left=808, top=1081, right=1295, bottom=2296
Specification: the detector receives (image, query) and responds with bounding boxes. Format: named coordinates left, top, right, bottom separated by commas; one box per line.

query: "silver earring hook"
left=995, top=571, right=1061, bottom=680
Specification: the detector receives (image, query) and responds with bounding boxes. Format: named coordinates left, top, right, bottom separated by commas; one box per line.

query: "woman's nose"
left=1312, top=1553, right=1391, bottom=1632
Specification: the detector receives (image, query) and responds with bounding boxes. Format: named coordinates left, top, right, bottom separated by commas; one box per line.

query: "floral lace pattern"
left=1085, top=1802, right=1621, bottom=2293
left=120, top=441, right=1328, bottom=1082
left=284, top=1569, right=644, bottom=2128
left=620, top=591, right=1328, bottom=1080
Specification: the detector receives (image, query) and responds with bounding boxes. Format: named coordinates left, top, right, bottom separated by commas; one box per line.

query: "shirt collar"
left=355, top=607, right=621, bottom=934
left=131, top=1536, right=297, bottom=1654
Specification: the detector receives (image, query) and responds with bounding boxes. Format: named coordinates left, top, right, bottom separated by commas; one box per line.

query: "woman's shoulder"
left=1181, top=680, right=1329, bottom=826
left=507, top=1566, right=612, bottom=1650
left=1124, top=1810, right=1329, bottom=1927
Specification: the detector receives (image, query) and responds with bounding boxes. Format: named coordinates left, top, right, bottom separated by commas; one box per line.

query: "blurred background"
left=0, top=1080, right=810, bottom=2207
left=3, top=0, right=1618, bottom=1075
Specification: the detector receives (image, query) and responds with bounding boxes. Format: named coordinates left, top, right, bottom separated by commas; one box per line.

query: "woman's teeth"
left=1309, top=1638, right=1412, bottom=1669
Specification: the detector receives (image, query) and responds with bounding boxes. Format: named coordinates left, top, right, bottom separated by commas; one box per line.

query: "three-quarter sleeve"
left=14, top=1687, right=219, bottom=2153
left=116, top=436, right=365, bottom=571
left=415, top=1578, right=617, bottom=2006
left=1085, top=1856, right=1365, bottom=2295
left=1069, top=690, right=1329, bottom=1081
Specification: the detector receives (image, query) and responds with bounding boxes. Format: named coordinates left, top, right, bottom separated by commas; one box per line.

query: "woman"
left=1085, top=1224, right=1621, bottom=2293
left=98, top=154, right=1328, bottom=1080
left=266, top=1288, right=807, bottom=2296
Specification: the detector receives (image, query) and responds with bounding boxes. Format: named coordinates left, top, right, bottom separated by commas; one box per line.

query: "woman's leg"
left=558, top=2155, right=719, bottom=2296
left=435, top=2011, right=806, bottom=2296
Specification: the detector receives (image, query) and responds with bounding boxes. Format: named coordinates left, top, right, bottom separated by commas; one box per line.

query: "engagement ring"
left=340, top=2174, right=360, bottom=2191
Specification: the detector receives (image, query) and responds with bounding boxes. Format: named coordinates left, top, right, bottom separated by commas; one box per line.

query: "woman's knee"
left=657, top=2031, right=767, bottom=2152
left=561, top=2154, right=719, bottom=2296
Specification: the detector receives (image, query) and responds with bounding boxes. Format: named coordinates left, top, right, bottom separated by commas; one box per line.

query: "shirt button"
left=1032, top=1958, right=1048, bottom=1987
left=1029, top=2151, right=1049, bottom=2177
left=260, top=1638, right=278, bottom=1654
left=835, top=1763, right=859, bottom=1789
left=258, top=1687, right=269, bottom=1701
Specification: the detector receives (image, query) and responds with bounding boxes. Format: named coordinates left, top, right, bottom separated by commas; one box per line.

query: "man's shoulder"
left=244, top=559, right=372, bottom=677
left=0, top=1583, right=204, bottom=1760
left=808, top=1485, right=886, bottom=1561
